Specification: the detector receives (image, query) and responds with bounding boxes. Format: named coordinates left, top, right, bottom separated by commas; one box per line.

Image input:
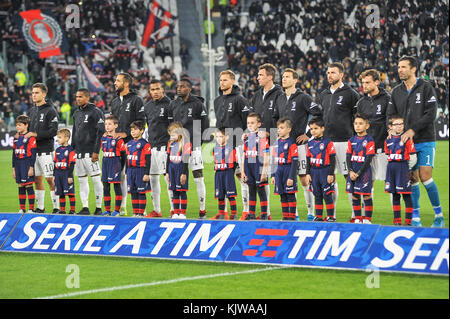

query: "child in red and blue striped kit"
left=346, top=113, right=375, bottom=224
left=54, top=129, right=77, bottom=214
left=12, top=115, right=37, bottom=213
left=241, top=113, right=270, bottom=220
left=384, top=114, right=417, bottom=225
left=126, top=120, right=151, bottom=217
left=166, top=122, right=191, bottom=219
left=305, top=117, right=337, bottom=222
left=212, top=127, right=238, bottom=220
left=271, top=118, right=298, bottom=220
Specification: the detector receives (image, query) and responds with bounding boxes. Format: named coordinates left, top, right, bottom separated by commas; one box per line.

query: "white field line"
left=35, top=266, right=282, bottom=299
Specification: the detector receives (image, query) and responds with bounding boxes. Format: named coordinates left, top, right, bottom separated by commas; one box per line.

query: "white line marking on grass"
left=35, top=266, right=282, bottom=299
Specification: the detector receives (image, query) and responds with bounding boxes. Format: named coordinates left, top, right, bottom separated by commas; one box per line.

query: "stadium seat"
left=163, top=55, right=173, bottom=69
left=262, top=2, right=270, bottom=14
left=248, top=21, right=256, bottom=33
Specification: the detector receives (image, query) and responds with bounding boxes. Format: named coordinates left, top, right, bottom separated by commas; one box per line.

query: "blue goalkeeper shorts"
left=411, top=141, right=436, bottom=170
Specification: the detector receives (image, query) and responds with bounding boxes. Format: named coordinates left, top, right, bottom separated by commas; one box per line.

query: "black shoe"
left=52, top=208, right=60, bottom=214
left=326, top=216, right=336, bottom=222
left=245, top=213, right=256, bottom=220
left=93, top=207, right=103, bottom=215
left=35, top=208, right=45, bottom=214
left=77, top=207, right=90, bottom=215
left=313, top=216, right=324, bottom=222
left=59, top=210, right=66, bottom=214
left=260, top=213, right=268, bottom=220
left=69, top=210, right=75, bottom=215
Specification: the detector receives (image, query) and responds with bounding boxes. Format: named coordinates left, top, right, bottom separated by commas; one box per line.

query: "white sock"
left=36, top=189, right=45, bottom=210
left=332, top=181, right=338, bottom=217
left=264, top=184, right=271, bottom=215
left=78, top=176, right=89, bottom=208
left=240, top=180, right=249, bottom=212
left=295, top=192, right=299, bottom=217
left=302, top=185, right=314, bottom=215
left=50, top=190, right=59, bottom=210
left=194, top=177, right=206, bottom=211
left=92, top=175, right=104, bottom=208
left=120, top=170, right=127, bottom=209
left=348, top=192, right=355, bottom=218
left=164, top=177, right=174, bottom=211
left=150, top=175, right=161, bottom=213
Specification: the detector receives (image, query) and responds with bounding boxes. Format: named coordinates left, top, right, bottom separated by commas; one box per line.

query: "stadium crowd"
left=221, top=0, right=449, bottom=111
left=0, top=0, right=189, bottom=130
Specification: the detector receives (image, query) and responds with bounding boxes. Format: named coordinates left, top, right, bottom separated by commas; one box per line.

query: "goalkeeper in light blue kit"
left=388, top=56, right=444, bottom=227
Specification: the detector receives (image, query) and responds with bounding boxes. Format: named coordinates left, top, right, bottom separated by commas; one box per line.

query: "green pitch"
left=0, top=142, right=448, bottom=299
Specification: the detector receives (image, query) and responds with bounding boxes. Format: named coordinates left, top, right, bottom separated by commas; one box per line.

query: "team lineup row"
left=10, top=56, right=445, bottom=227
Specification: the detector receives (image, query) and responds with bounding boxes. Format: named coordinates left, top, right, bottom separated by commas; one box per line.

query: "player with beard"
left=170, top=78, right=210, bottom=218
left=213, top=70, right=252, bottom=219
left=279, top=68, right=323, bottom=221
left=318, top=62, right=360, bottom=221
left=388, top=56, right=443, bottom=227
left=143, top=80, right=173, bottom=217
left=355, top=69, right=390, bottom=222
left=110, top=72, right=145, bottom=215
left=72, top=88, right=105, bottom=215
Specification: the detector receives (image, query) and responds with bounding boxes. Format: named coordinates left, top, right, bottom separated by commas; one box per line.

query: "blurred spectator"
left=221, top=0, right=449, bottom=103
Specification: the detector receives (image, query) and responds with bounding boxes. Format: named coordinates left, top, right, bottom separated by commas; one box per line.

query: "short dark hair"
left=130, top=120, right=145, bottom=131
left=16, top=115, right=31, bottom=126
left=277, top=117, right=292, bottom=128
left=247, top=112, right=261, bottom=123
left=360, top=69, right=380, bottom=82
left=259, top=63, right=277, bottom=80
left=216, top=127, right=229, bottom=136
left=118, top=72, right=133, bottom=86
left=32, top=82, right=48, bottom=93
left=179, top=78, right=193, bottom=88
left=76, top=88, right=90, bottom=97
left=399, top=55, right=418, bottom=70
left=388, top=114, right=404, bottom=125
left=308, top=116, right=325, bottom=128
left=354, top=112, right=370, bottom=123
left=150, top=79, right=162, bottom=86
left=105, top=114, right=119, bottom=124
left=283, top=68, right=299, bottom=79
left=328, top=62, right=345, bottom=73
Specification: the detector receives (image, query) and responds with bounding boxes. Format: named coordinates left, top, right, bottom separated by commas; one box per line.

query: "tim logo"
left=243, top=228, right=289, bottom=258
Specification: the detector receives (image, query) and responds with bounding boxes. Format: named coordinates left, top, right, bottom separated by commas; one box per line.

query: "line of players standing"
left=13, top=56, right=444, bottom=227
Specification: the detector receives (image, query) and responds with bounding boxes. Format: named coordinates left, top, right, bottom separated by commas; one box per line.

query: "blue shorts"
left=412, top=141, right=435, bottom=170
left=214, top=169, right=237, bottom=199
left=346, top=165, right=372, bottom=196
left=54, top=170, right=75, bottom=196
left=385, top=161, right=412, bottom=194
left=14, top=159, right=35, bottom=185
left=167, top=163, right=188, bottom=191
left=244, top=161, right=268, bottom=187
left=127, top=167, right=151, bottom=194
left=309, top=166, right=335, bottom=197
left=274, top=165, right=297, bottom=195
left=102, top=157, right=122, bottom=183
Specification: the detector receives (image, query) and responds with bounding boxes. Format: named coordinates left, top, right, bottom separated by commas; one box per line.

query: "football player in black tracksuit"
left=278, top=68, right=323, bottom=220
left=143, top=79, right=173, bottom=217
left=72, top=88, right=105, bottom=216
left=171, top=78, right=210, bottom=218
left=387, top=56, right=443, bottom=228
left=110, top=72, right=146, bottom=215
left=213, top=70, right=253, bottom=219
left=355, top=69, right=390, bottom=222
left=318, top=62, right=360, bottom=220
left=26, top=83, right=59, bottom=214
left=248, top=64, right=286, bottom=219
